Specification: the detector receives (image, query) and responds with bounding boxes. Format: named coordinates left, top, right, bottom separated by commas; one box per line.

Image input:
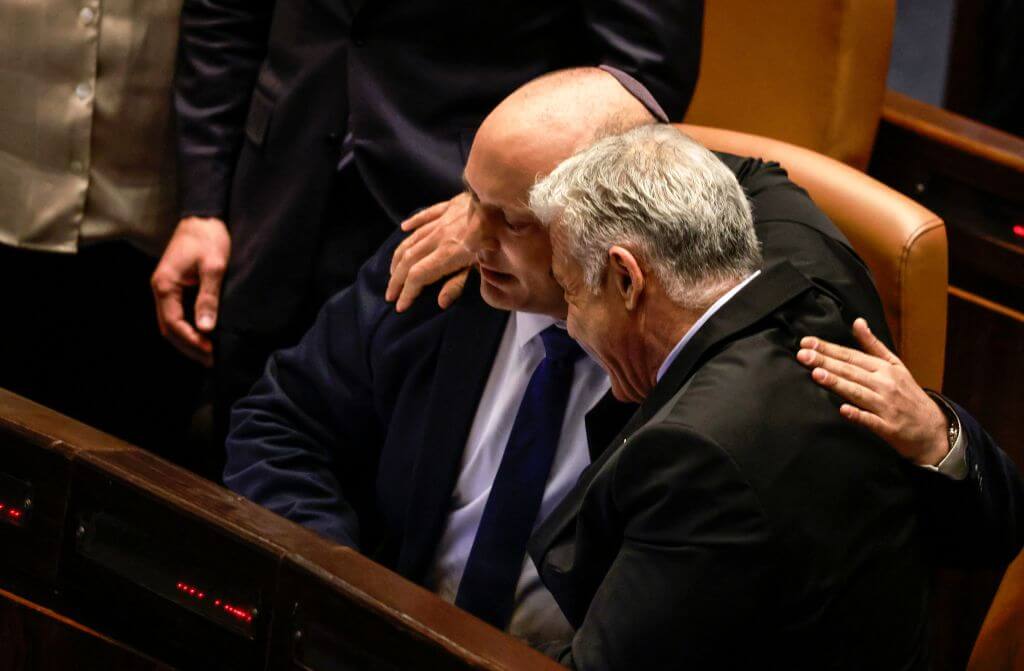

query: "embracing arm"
left=911, top=396, right=1024, bottom=566
left=224, top=236, right=399, bottom=548
left=798, top=318, right=1024, bottom=566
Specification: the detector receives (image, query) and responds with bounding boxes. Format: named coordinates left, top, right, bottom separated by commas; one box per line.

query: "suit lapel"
left=631, top=261, right=815, bottom=435
left=584, top=391, right=637, bottom=463
left=396, top=274, right=509, bottom=582
left=530, top=262, right=816, bottom=572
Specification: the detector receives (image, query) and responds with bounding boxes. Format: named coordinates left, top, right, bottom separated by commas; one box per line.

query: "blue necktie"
left=455, top=325, right=584, bottom=629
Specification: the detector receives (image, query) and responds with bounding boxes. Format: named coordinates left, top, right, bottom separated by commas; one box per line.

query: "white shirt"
left=425, top=311, right=610, bottom=649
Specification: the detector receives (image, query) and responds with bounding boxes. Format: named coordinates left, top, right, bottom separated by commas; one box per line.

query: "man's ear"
left=607, top=246, right=645, bottom=310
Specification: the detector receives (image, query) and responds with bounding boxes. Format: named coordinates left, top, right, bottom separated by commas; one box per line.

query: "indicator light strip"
left=175, top=581, right=255, bottom=623
left=0, top=502, right=25, bottom=521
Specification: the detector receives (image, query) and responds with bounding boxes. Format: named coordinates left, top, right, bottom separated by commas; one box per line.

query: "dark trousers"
left=0, top=241, right=204, bottom=467
left=213, top=167, right=395, bottom=466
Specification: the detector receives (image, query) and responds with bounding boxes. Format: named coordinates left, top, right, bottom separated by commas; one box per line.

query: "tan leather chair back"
left=684, top=0, right=896, bottom=170
left=969, top=550, right=1024, bottom=671
left=681, top=124, right=947, bottom=389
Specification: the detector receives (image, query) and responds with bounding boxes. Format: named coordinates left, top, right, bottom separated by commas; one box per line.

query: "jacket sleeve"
left=911, top=396, right=1024, bottom=567
left=175, top=0, right=276, bottom=220
left=721, top=153, right=897, bottom=349
left=559, top=423, right=779, bottom=669
left=222, top=234, right=400, bottom=548
left=584, top=0, right=704, bottom=121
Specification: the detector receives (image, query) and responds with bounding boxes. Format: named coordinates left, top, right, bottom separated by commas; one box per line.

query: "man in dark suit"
left=151, top=0, right=704, bottom=447
left=531, top=123, right=929, bottom=668
left=226, top=72, right=1022, bottom=660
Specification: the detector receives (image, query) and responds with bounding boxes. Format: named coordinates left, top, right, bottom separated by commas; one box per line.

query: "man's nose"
left=476, top=212, right=501, bottom=253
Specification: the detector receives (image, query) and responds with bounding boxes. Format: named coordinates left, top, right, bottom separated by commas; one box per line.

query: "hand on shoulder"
left=386, top=192, right=479, bottom=312
left=796, top=318, right=950, bottom=466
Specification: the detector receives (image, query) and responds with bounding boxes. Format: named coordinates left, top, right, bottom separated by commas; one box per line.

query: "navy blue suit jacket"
left=917, top=397, right=1024, bottom=566
left=225, top=233, right=635, bottom=582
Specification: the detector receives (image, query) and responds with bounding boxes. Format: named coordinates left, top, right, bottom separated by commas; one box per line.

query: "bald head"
left=482, top=69, right=652, bottom=160
left=464, top=67, right=656, bottom=319
left=465, top=68, right=655, bottom=216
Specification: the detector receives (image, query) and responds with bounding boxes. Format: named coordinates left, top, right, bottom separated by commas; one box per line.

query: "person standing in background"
left=0, top=0, right=203, bottom=464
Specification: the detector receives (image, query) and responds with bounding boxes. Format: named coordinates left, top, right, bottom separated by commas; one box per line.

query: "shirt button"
left=80, top=6, right=97, bottom=26
left=70, top=160, right=85, bottom=174
left=75, top=82, right=92, bottom=100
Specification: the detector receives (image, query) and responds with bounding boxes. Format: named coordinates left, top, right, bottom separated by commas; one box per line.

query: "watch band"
left=947, top=416, right=960, bottom=451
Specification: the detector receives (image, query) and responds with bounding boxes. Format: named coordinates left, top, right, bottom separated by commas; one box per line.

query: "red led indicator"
left=0, top=502, right=25, bottom=524
left=1013, top=225, right=1024, bottom=239
left=175, top=581, right=255, bottom=624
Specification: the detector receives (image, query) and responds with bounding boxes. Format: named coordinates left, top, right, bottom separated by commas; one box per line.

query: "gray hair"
left=529, top=124, right=762, bottom=308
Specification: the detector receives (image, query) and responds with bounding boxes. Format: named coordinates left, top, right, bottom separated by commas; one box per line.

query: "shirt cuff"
left=920, top=391, right=969, bottom=481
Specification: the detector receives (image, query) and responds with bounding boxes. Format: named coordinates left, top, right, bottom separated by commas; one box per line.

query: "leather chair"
left=684, top=0, right=896, bottom=170
left=680, top=124, right=948, bottom=389
left=969, top=549, right=1024, bottom=671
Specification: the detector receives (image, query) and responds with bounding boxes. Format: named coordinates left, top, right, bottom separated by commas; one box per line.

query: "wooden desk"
left=0, top=389, right=561, bottom=670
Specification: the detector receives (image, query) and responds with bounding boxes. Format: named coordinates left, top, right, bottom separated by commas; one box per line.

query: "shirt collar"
left=513, top=311, right=559, bottom=352
left=656, top=270, right=762, bottom=382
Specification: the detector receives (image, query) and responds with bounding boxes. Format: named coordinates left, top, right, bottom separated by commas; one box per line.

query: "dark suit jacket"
left=916, top=397, right=1024, bottom=567
left=224, top=152, right=1023, bottom=662
left=528, top=261, right=930, bottom=669
left=175, top=0, right=703, bottom=341
left=225, top=232, right=634, bottom=581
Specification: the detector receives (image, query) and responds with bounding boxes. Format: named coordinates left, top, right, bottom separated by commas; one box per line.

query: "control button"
left=75, top=82, right=92, bottom=101
left=80, top=6, right=97, bottom=26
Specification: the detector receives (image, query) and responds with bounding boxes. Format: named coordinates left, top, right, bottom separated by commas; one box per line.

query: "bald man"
left=225, top=69, right=897, bottom=657
left=226, top=70, right=655, bottom=650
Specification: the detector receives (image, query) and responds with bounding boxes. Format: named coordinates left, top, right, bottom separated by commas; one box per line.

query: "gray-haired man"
left=527, top=124, right=929, bottom=669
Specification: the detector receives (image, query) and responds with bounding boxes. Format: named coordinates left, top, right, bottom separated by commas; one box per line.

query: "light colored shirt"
left=426, top=311, right=610, bottom=649
left=0, top=0, right=182, bottom=256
